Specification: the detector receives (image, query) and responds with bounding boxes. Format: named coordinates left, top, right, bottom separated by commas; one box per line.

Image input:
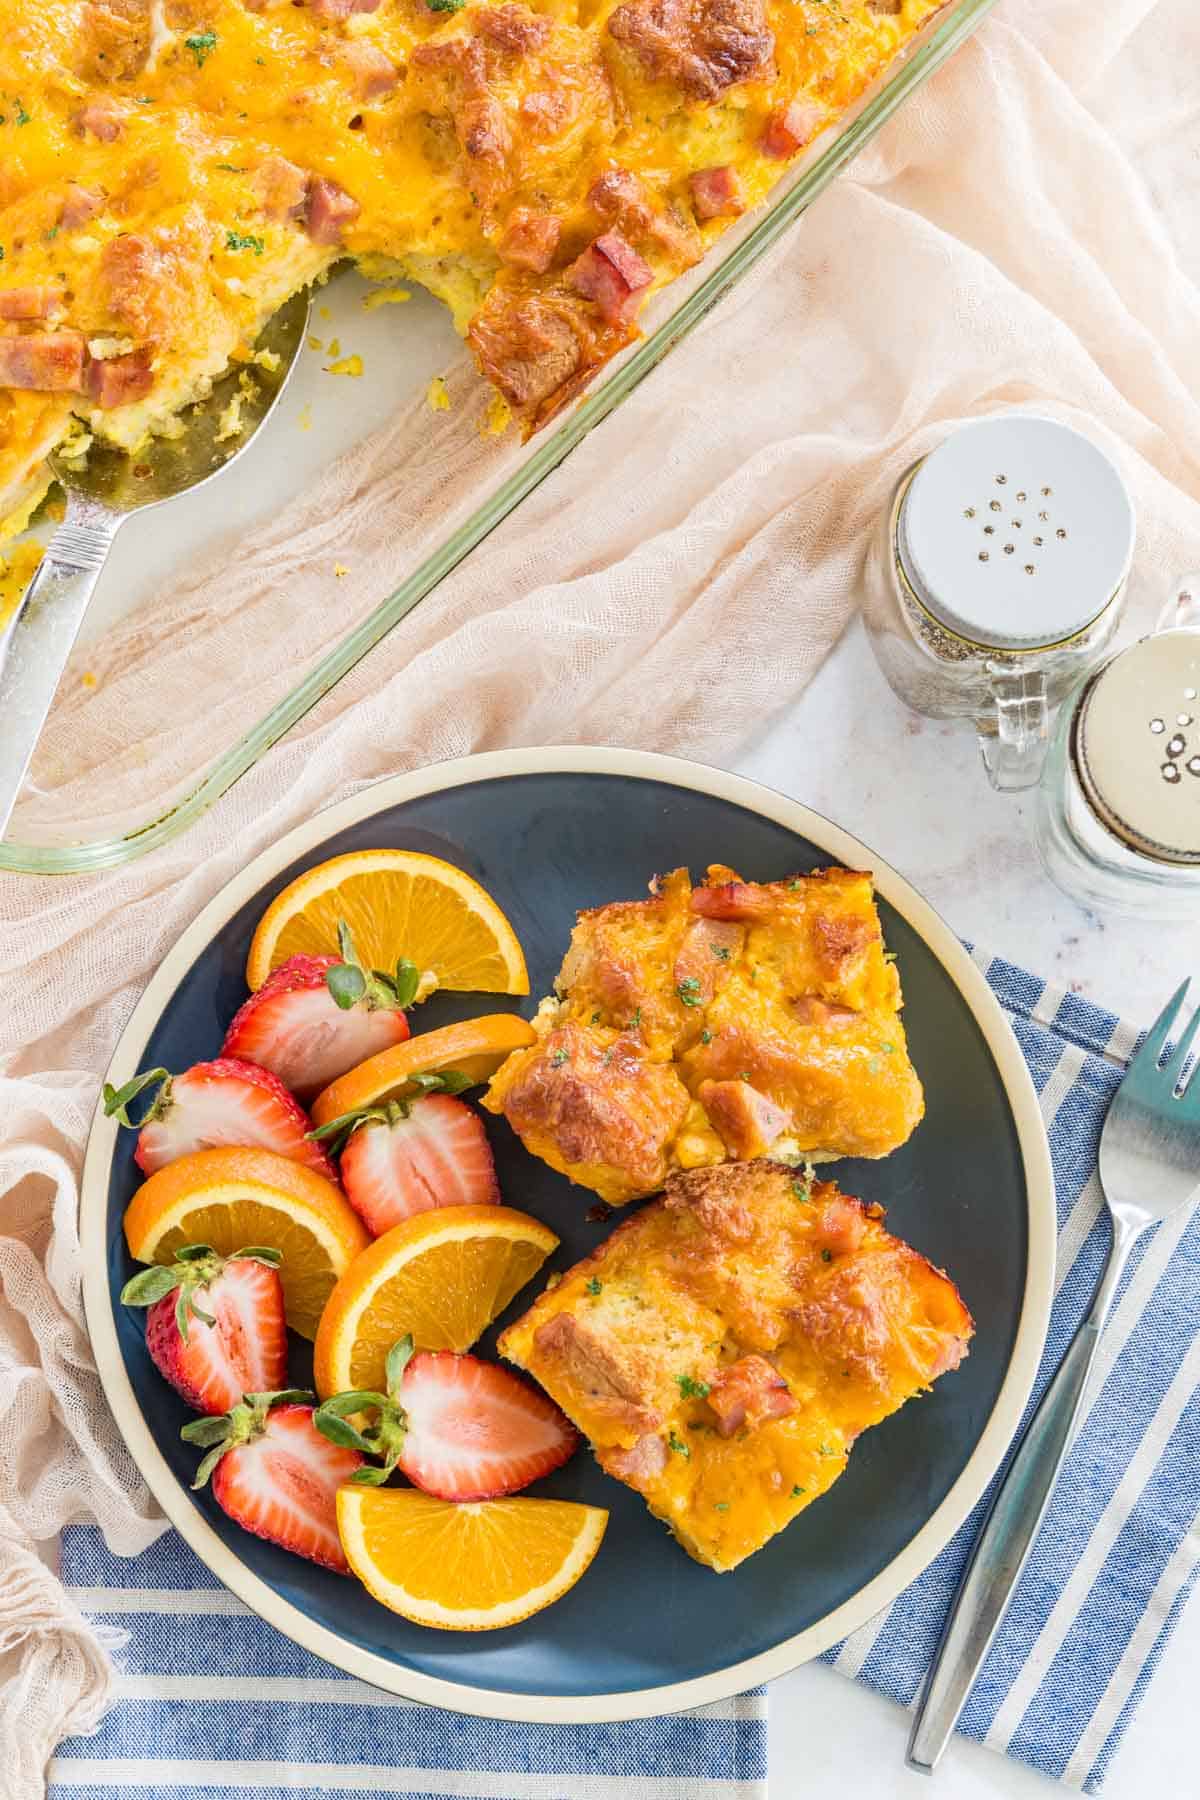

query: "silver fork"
left=908, top=979, right=1200, bottom=1774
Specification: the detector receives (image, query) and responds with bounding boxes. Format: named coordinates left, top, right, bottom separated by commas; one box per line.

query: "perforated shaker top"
left=898, top=416, right=1135, bottom=651
left=1074, top=631, right=1200, bottom=866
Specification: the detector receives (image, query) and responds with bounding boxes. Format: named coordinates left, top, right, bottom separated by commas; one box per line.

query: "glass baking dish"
left=0, top=0, right=997, bottom=876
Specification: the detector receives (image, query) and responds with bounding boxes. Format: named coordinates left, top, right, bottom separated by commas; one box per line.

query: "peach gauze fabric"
left=1, top=0, right=1199, bottom=1789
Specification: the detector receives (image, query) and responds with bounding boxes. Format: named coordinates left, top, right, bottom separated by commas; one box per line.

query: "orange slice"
left=123, top=1146, right=370, bottom=1339
left=310, top=1013, right=536, bottom=1129
left=337, top=1487, right=608, bottom=1631
left=313, top=1203, right=557, bottom=1396
left=246, top=849, right=529, bottom=997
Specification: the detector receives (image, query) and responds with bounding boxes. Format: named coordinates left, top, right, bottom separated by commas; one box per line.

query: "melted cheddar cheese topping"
left=0, top=0, right=944, bottom=536
left=500, top=1161, right=973, bottom=1571
left=486, top=862, right=925, bottom=1206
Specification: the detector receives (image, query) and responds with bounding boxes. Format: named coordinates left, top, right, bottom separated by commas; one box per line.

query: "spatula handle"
left=0, top=498, right=121, bottom=840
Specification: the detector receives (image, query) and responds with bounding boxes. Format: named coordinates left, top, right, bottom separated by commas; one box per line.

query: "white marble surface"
left=745, top=623, right=1198, bottom=1800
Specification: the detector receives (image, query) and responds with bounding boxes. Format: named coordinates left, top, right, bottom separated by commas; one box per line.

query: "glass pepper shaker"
left=862, top=414, right=1135, bottom=790
left=1035, top=581, right=1200, bottom=920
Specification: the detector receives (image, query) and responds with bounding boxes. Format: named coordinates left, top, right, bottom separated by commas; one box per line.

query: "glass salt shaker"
left=863, top=414, right=1135, bottom=790
left=1034, top=581, right=1200, bottom=920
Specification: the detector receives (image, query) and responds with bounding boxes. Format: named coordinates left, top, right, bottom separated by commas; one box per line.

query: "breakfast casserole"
left=0, top=0, right=948, bottom=539
left=500, top=1160, right=973, bottom=1571
left=484, top=863, right=925, bottom=1205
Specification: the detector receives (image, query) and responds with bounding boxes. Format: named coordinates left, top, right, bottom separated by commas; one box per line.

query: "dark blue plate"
left=81, top=750, right=1053, bottom=1720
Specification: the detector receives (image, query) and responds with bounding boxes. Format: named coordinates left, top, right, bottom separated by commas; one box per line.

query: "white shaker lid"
left=899, top=415, right=1135, bottom=650
left=1074, top=630, right=1200, bottom=866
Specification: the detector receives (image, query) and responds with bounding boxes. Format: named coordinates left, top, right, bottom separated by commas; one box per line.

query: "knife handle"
left=906, top=1224, right=1134, bottom=1774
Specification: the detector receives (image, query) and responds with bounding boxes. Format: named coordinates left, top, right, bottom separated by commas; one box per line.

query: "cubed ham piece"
left=790, top=994, right=857, bottom=1027
left=310, top=0, right=379, bottom=16
left=0, top=287, right=65, bottom=322
left=341, top=40, right=399, bottom=100
left=691, top=879, right=775, bottom=922
left=85, top=346, right=154, bottom=409
left=305, top=177, right=360, bottom=246
left=499, top=207, right=561, bottom=273
left=60, top=184, right=103, bottom=230
left=761, top=97, right=824, bottom=159
left=567, top=231, right=653, bottom=326
left=689, top=164, right=743, bottom=223
left=697, top=1078, right=791, bottom=1161
left=74, top=98, right=124, bottom=141
left=813, top=1194, right=868, bottom=1257
left=704, top=1354, right=795, bottom=1438
left=251, top=154, right=310, bottom=221
left=606, top=1432, right=669, bottom=1488
left=0, top=331, right=85, bottom=392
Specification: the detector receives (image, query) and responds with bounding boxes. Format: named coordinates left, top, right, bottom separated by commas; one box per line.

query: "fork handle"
left=906, top=1223, right=1137, bottom=1773
left=0, top=495, right=122, bottom=840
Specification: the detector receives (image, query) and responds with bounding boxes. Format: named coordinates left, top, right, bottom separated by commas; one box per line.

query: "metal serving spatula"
left=0, top=288, right=310, bottom=840
left=908, top=978, right=1200, bottom=1773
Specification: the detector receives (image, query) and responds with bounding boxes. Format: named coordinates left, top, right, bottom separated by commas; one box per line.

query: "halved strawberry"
left=316, top=1086, right=499, bottom=1236
left=104, top=1058, right=336, bottom=1179
left=315, top=1336, right=578, bottom=1501
left=183, top=1391, right=363, bottom=1572
left=121, top=1243, right=288, bottom=1415
left=222, top=928, right=413, bottom=1102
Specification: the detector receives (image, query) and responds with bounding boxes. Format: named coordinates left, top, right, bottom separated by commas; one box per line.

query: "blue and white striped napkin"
left=50, top=957, right=1198, bottom=1798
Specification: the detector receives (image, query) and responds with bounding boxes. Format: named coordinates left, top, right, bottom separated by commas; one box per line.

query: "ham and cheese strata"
left=500, top=1161, right=973, bottom=1571
left=0, top=0, right=948, bottom=538
left=484, top=863, right=924, bottom=1205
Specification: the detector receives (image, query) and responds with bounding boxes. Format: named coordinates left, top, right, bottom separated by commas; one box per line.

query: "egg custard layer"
left=0, top=0, right=946, bottom=537
left=485, top=862, right=925, bottom=1205
left=500, top=1161, right=973, bottom=1572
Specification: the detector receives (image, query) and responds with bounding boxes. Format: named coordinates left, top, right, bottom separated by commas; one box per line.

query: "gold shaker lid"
left=1074, top=631, right=1200, bottom=866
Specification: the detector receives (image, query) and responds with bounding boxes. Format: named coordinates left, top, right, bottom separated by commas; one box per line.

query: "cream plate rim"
left=80, top=744, right=1056, bottom=1725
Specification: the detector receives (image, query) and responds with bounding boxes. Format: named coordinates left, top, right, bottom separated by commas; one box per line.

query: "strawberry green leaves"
left=103, top=1067, right=172, bottom=1128
left=182, top=1388, right=313, bottom=1489
left=121, top=1242, right=282, bottom=1343
left=325, top=920, right=420, bottom=1014
left=313, top=1334, right=414, bottom=1485
left=305, top=1069, right=474, bottom=1154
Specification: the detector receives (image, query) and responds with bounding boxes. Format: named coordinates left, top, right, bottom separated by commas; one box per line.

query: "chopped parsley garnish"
left=787, top=879, right=801, bottom=889
left=585, top=1277, right=602, bottom=1296
left=883, top=950, right=897, bottom=964
left=700, top=1029, right=712, bottom=1045
left=427, top=0, right=466, bottom=10
left=591, top=1010, right=601, bottom=1024
left=817, top=1443, right=835, bottom=1458
left=629, top=1007, right=642, bottom=1029
left=215, top=162, right=245, bottom=173
left=675, top=1373, right=710, bottom=1399
left=185, top=30, right=218, bottom=66
left=711, top=944, right=731, bottom=960
left=714, top=1501, right=730, bottom=1512
left=676, top=977, right=702, bottom=1008
left=550, top=1047, right=569, bottom=1067
left=791, top=1484, right=806, bottom=1497
left=881, top=1042, right=894, bottom=1053
left=791, top=1162, right=816, bottom=1203
left=667, top=1431, right=690, bottom=1459
left=739, top=1070, right=751, bottom=1081
left=225, top=230, right=264, bottom=254
left=821, top=1248, right=833, bottom=1263
left=14, top=100, right=30, bottom=126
